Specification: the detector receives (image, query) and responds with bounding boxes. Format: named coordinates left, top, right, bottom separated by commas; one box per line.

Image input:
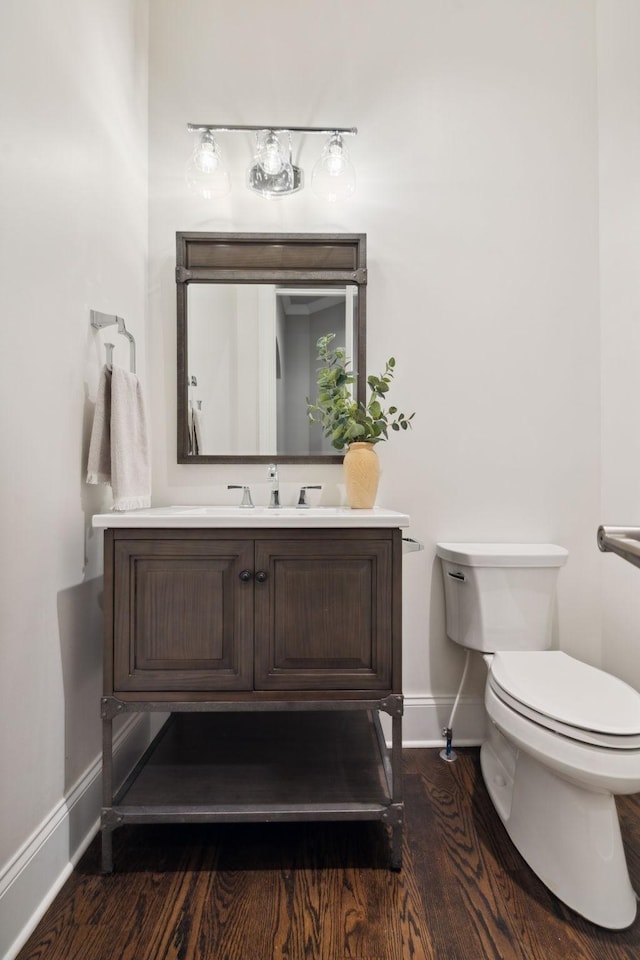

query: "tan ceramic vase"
left=343, top=442, right=380, bottom=509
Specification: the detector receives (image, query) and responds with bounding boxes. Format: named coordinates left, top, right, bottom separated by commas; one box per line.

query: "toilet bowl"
left=436, top=542, right=640, bottom=930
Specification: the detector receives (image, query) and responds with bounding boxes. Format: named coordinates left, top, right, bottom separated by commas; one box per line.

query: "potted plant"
left=307, top=333, right=414, bottom=507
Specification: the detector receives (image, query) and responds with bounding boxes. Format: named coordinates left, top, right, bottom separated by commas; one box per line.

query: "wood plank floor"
left=16, top=748, right=640, bottom=960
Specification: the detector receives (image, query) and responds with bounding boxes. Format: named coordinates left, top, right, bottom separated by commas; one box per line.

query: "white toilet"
left=436, top=541, right=640, bottom=930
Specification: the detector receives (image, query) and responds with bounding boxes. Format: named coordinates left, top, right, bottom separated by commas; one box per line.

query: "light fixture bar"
left=187, top=123, right=357, bottom=136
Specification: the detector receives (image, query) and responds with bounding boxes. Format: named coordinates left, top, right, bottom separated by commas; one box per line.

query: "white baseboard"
left=0, top=713, right=167, bottom=960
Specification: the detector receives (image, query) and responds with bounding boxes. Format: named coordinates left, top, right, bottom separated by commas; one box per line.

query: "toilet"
left=436, top=541, right=640, bottom=930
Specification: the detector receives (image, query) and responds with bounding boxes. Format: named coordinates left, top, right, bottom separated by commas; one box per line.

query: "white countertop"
left=92, top=505, right=411, bottom=529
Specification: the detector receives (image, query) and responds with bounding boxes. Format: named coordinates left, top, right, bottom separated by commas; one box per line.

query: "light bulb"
left=325, top=139, right=347, bottom=176
left=186, top=132, right=231, bottom=199
left=248, top=130, right=302, bottom=198
left=258, top=131, right=284, bottom=176
left=311, top=134, right=356, bottom=202
left=194, top=140, right=218, bottom=174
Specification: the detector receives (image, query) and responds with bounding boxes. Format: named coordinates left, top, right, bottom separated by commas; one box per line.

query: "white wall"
left=148, top=0, right=602, bottom=731
left=598, top=0, right=640, bottom=692
left=0, top=1, right=149, bottom=956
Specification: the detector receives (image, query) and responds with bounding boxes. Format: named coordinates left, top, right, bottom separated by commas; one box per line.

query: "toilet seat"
left=489, top=650, right=640, bottom=749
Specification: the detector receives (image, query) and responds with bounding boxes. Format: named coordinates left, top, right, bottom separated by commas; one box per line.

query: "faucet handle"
left=227, top=484, right=254, bottom=508
left=297, top=485, right=322, bottom=508
left=268, top=487, right=280, bottom=509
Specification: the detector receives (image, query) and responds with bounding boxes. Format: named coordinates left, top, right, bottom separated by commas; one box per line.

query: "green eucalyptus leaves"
left=307, top=333, right=415, bottom=450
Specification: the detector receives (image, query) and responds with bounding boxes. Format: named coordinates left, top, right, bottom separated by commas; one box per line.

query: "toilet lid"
left=435, top=542, right=568, bottom=567
left=490, top=651, right=640, bottom=747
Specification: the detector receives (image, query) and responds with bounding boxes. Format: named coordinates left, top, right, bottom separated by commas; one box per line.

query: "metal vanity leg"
left=101, top=820, right=114, bottom=874
left=101, top=714, right=114, bottom=873
left=384, top=805, right=403, bottom=870
left=390, top=711, right=403, bottom=870
left=378, top=697, right=404, bottom=870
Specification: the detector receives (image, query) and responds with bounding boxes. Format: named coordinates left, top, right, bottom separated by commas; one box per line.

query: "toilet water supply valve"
left=440, top=727, right=457, bottom=763
left=441, top=726, right=455, bottom=761
left=440, top=649, right=472, bottom=764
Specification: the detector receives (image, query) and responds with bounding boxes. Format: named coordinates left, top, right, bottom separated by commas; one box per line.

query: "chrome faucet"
left=227, top=484, right=254, bottom=508
left=267, top=463, right=280, bottom=508
left=297, top=485, right=321, bottom=508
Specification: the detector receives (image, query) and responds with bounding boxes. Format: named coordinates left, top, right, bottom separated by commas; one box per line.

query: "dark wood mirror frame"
left=176, top=232, right=367, bottom=464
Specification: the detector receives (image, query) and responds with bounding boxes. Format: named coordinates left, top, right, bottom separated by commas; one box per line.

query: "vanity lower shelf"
left=102, top=710, right=402, bottom=870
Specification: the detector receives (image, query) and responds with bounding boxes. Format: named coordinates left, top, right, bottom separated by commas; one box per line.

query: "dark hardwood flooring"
left=16, top=748, right=640, bottom=960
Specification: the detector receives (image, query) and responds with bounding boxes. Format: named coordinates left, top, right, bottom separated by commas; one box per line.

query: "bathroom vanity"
left=93, top=506, right=408, bottom=871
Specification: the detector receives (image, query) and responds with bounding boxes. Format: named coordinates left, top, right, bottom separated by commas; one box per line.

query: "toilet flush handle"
left=447, top=570, right=466, bottom=582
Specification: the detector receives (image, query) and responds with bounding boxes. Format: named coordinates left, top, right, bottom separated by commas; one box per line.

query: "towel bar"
left=402, top=536, right=424, bottom=554
left=90, top=310, right=136, bottom=373
left=597, top=525, right=640, bottom=571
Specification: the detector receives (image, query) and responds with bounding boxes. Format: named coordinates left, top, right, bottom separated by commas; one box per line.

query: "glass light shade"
left=186, top=132, right=231, bottom=199
left=311, top=134, right=356, bottom=202
left=248, top=130, right=302, bottom=198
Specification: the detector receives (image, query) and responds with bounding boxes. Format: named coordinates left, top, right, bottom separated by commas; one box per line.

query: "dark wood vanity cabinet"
left=100, top=525, right=404, bottom=872
left=109, top=529, right=395, bottom=696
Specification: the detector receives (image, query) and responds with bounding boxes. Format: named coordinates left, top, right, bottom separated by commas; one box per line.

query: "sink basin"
left=92, top=505, right=410, bottom=529
left=171, top=506, right=347, bottom=517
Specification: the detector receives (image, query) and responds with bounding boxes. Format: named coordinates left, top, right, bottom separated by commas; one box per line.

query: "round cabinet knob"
left=255, top=570, right=268, bottom=583
left=239, top=570, right=253, bottom=582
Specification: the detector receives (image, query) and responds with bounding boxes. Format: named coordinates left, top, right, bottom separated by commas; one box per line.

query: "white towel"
left=188, top=403, right=195, bottom=455
left=86, top=365, right=111, bottom=484
left=87, top=365, right=151, bottom=511
left=192, top=405, right=205, bottom=455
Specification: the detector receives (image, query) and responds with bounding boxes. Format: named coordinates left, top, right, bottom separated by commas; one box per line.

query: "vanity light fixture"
left=186, top=124, right=357, bottom=201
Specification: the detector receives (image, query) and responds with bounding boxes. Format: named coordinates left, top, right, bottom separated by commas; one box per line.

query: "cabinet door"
left=254, top=538, right=393, bottom=690
left=113, top=539, right=254, bottom=692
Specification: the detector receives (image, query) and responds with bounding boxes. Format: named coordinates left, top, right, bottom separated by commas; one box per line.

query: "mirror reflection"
left=188, top=284, right=357, bottom=458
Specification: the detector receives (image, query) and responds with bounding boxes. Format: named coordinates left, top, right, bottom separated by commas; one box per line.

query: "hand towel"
left=87, top=365, right=151, bottom=511
left=86, top=365, right=111, bottom=484
left=188, top=403, right=194, bottom=455
left=192, top=405, right=205, bottom=455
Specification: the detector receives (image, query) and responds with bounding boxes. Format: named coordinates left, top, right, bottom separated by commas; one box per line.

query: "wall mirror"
left=177, top=232, right=366, bottom=463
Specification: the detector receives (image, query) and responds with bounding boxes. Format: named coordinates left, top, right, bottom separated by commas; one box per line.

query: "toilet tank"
left=435, top=543, right=568, bottom=652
